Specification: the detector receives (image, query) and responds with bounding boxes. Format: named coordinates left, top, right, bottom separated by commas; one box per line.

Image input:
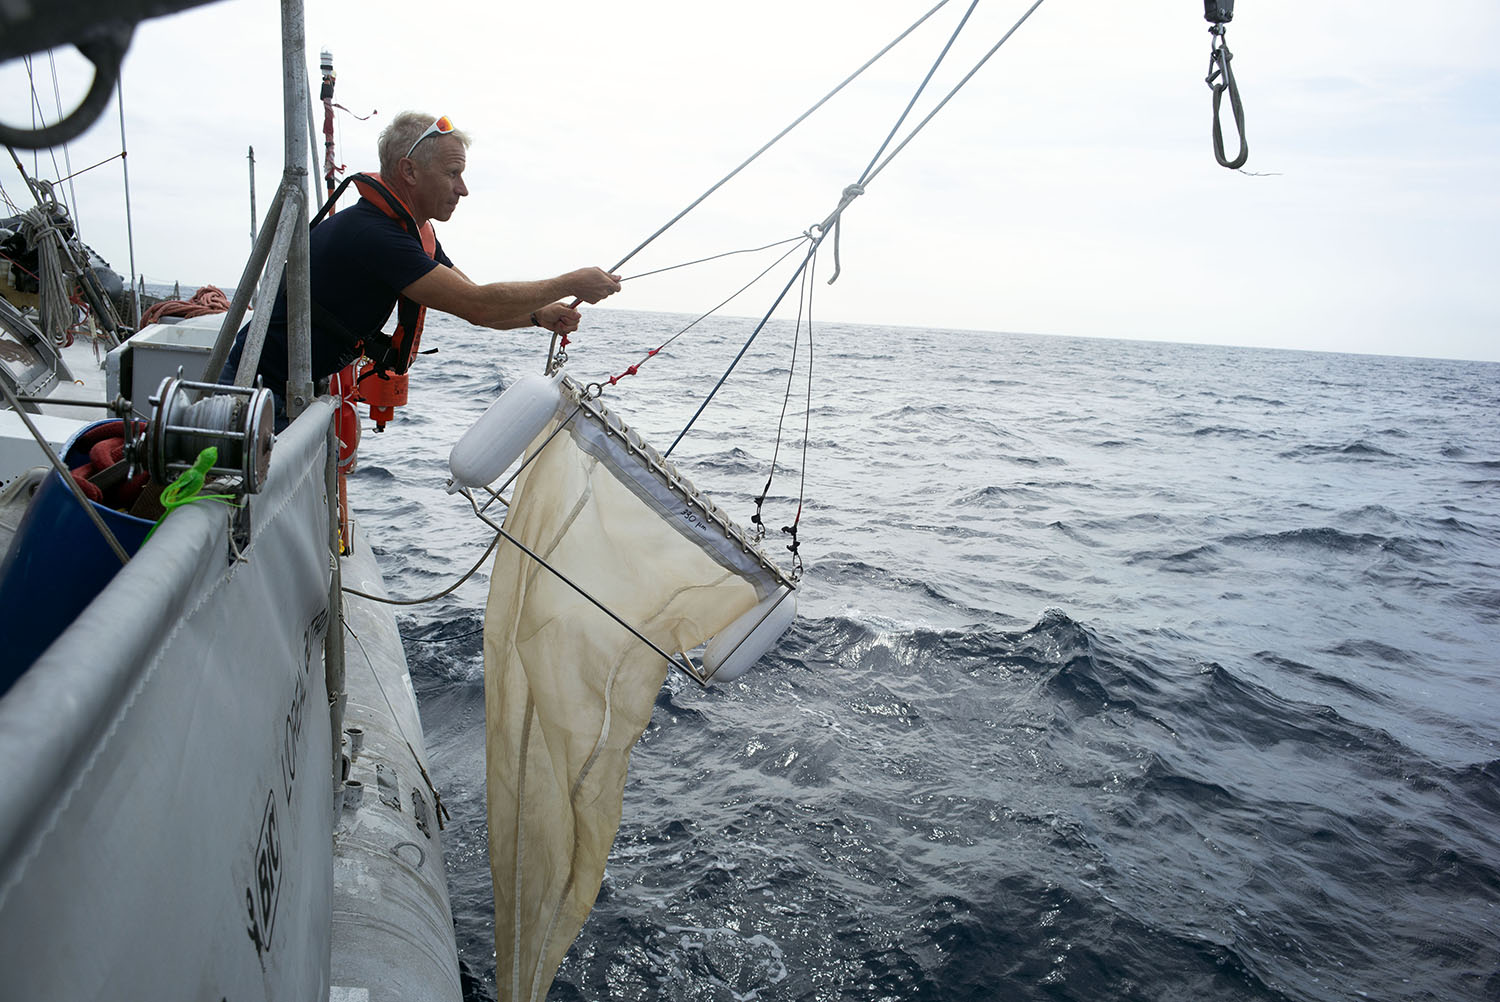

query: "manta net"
left=482, top=378, right=788, bottom=1001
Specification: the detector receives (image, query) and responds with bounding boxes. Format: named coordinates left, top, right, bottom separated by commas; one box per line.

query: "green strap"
left=144, top=447, right=241, bottom=542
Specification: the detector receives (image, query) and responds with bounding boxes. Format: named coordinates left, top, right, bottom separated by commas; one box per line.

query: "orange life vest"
left=309, top=171, right=434, bottom=377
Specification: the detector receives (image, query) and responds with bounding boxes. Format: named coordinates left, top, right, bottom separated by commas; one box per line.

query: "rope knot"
left=819, top=182, right=868, bottom=286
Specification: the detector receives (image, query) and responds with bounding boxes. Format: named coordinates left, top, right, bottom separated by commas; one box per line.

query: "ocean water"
left=349, top=309, right=1500, bottom=1002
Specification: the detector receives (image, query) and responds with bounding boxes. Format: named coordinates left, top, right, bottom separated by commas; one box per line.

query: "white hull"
left=0, top=330, right=462, bottom=999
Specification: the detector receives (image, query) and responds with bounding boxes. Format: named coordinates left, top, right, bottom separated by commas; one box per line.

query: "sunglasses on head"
left=406, top=115, right=455, bottom=159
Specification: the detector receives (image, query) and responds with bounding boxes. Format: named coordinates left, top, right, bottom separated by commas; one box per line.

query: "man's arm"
left=401, top=264, right=620, bottom=330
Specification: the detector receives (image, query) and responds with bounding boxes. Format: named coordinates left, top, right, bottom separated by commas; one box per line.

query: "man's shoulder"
left=315, top=199, right=426, bottom=264
left=321, top=198, right=408, bottom=238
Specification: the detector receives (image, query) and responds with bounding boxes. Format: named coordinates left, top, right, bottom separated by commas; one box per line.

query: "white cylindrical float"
left=701, top=585, right=797, bottom=682
left=448, top=371, right=564, bottom=488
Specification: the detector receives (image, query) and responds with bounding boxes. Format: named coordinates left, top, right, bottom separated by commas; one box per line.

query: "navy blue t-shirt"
left=225, top=198, right=454, bottom=387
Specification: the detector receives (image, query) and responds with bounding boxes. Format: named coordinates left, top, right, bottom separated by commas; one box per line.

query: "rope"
left=17, top=204, right=74, bottom=346
left=860, top=0, right=1050, bottom=191
left=46, top=50, right=83, bottom=235
left=341, top=530, right=502, bottom=606
left=664, top=238, right=822, bottom=458
left=600, top=235, right=810, bottom=388
left=342, top=613, right=449, bottom=831
left=620, top=233, right=806, bottom=282
left=599, top=0, right=956, bottom=279
left=859, top=0, right=982, bottom=187
left=140, top=285, right=232, bottom=326
left=51, top=152, right=126, bottom=187
left=401, top=626, right=485, bottom=644
left=663, top=1, right=1052, bottom=455
left=144, top=447, right=240, bottom=543
left=785, top=257, right=815, bottom=580
left=751, top=247, right=816, bottom=576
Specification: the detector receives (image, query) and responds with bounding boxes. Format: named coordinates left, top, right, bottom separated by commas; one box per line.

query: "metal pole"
left=202, top=180, right=287, bottom=384
left=281, top=0, right=344, bottom=799
left=232, top=185, right=302, bottom=388
left=305, top=69, right=321, bottom=207
left=280, top=0, right=313, bottom=419
left=116, top=83, right=141, bottom=330
left=247, top=145, right=257, bottom=248
left=325, top=415, right=346, bottom=795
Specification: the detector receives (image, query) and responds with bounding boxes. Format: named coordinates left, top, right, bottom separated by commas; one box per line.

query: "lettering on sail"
left=679, top=507, right=710, bottom=532
left=246, top=790, right=281, bottom=956
left=282, top=607, right=329, bottom=804
left=245, top=604, right=329, bottom=957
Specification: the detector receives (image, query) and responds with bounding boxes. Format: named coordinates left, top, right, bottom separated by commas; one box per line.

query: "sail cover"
left=484, top=379, right=787, bottom=1001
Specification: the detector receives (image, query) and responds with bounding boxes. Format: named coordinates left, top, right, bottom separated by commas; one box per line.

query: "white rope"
left=620, top=233, right=806, bottom=282
left=863, top=0, right=1050, bottom=190
left=18, top=204, right=73, bottom=345
left=605, top=0, right=955, bottom=276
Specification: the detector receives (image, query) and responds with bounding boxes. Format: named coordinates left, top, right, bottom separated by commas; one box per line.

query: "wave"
left=348, top=463, right=398, bottom=482
left=952, top=484, right=1041, bottom=506
left=917, top=878, right=1287, bottom=1002
left=1223, top=526, right=1389, bottom=554
left=1253, top=651, right=1387, bottom=703
left=1321, top=637, right=1421, bottom=666
left=1230, top=393, right=1287, bottom=407
left=1278, top=440, right=1403, bottom=461
left=1191, top=424, right=1266, bottom=440
left=807, top=557, right=990, bottom=616
left=1125, top=543, right=1222, bottom=572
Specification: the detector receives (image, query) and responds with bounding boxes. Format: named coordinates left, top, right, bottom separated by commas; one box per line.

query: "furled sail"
left=482, top=377, right=792, bottom=1001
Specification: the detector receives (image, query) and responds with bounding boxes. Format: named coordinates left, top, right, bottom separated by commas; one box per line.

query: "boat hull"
left=0, top=401, right=338, bottom=999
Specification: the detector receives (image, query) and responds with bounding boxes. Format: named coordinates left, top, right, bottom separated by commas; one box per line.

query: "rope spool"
left=146, top=376, right=274, bottom=493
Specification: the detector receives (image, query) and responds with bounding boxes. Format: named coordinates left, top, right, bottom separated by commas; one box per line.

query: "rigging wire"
left=662, top=0, right=1052, bottom=457
left=600, top=234, right=810, bottom=388
left=663, top=237, right=821, bottom=459
left=21, top=55, right=64, bottom=199
left=115, top=81, right=140, bottom=328
left=50, top=152, right=124, bottom=185
left=621, top=233, right=806, bottom=283
left=861, top=0, right=1048, bottom=190
left=548, top=1, right=956, bottom=371
left=783, top=251, right=818, bottom=578
left=857, top=0, right=982, bottom=187
left=45, top=50, right=82, bottom=236
left=600, top=0, right=955, bottom=278
left=752, top=243, right=817, bottom=567
left=752, top=271, right=809, bottom=541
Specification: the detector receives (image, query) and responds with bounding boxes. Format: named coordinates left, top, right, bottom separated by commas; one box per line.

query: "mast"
left=319, top=49, right=340, bottom=213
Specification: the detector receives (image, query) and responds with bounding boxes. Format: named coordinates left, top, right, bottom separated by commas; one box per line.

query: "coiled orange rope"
left=140, top=284, right=231, bottom=326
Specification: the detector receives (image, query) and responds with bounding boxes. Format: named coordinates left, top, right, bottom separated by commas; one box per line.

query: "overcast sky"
left=3, top=0, right=1497, bottom=362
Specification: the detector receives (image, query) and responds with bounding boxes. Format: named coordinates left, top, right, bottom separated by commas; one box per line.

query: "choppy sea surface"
left=349, top=309, right=1500, bottom=1002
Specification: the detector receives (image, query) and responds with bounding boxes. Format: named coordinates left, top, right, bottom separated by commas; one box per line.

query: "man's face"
left=409, top=134, right=469, bottom=222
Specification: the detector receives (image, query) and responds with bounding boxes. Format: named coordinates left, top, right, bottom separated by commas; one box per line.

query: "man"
left=222, top=111, right=621, bottom=415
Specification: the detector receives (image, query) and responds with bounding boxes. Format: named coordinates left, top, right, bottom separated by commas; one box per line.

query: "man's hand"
left=567, top=267, right=622, bottom=304
left=533, top=302, right=581, bottom=335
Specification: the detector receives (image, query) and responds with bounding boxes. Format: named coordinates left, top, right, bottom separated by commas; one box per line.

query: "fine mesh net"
left=483, top=383, right=783, bottom=1001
